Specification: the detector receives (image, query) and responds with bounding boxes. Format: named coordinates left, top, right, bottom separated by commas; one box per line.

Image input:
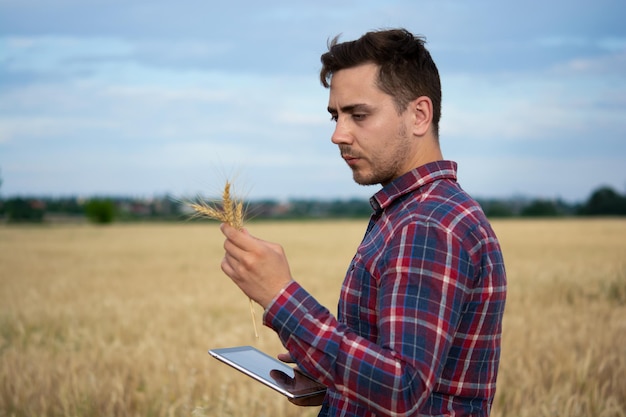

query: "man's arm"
left=262, top=222, right=473, bottom=417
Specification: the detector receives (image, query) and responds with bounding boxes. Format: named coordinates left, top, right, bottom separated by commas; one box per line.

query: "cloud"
left=0, top=0, right=625, bottom=201
left=553, top=48, right=626, bottom=76
left=456, top=154, right=626, bottom=201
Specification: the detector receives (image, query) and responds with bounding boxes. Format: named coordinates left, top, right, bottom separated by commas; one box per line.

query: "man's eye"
left=329, top=115, right=338, bottom=122
left=353, top=114, right=366, bottom=121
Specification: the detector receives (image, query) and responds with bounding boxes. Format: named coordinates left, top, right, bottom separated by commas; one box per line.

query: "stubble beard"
left=342, top=124, right=412, bottom=187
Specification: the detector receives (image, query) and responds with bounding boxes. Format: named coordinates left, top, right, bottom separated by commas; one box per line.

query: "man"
left=220, top=28, right=507, bottom=417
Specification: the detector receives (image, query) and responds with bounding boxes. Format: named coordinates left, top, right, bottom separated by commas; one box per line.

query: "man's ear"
left=409, top=96, right=433, bottom=137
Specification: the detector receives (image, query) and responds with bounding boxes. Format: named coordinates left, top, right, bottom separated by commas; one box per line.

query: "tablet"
left=209, top=345, right=327, bottom=399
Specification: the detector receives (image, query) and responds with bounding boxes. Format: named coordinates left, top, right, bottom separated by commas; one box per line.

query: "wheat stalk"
left=189, top=181, right=259, bottom=339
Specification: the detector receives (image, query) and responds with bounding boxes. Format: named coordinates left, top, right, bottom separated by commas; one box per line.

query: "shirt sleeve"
left=263, top=221, right=473, bottom=417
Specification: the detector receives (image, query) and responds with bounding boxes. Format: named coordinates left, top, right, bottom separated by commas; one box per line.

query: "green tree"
left=480, top=200, right=516, bottom=218
left=580, top=186, right=626, bottom=216
left=85, top=199, right=116, bottom=224
left=520, top=199, right=561, bottom=217
left=4, top=198, right=45, bottom=223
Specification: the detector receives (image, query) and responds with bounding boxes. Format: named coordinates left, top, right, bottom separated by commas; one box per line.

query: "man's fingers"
left=220, top=255, right=233, bottom=275
left=221, top=223, right=253, bottom=246
left=288, top=392, right=326, bottom=407
left=269, top=369, right=295, bottom=388
left=277, top=352, right=295, bottom=363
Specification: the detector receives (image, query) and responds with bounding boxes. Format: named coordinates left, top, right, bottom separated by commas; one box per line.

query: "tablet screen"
left=209, top=346, right=327, bottom=399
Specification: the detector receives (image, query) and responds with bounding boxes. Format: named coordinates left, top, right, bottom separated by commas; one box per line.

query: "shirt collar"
left=369, top=160, right=458, bottom=212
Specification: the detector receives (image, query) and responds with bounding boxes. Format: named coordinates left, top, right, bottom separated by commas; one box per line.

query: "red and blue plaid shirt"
left=264, top=161, right=507, bottom=417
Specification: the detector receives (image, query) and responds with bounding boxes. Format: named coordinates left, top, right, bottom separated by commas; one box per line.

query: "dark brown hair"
left=320, top=28, right=442, bottom=137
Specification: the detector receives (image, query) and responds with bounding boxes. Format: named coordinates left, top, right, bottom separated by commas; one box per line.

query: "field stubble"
left=1, top=219, right=625, bottom=417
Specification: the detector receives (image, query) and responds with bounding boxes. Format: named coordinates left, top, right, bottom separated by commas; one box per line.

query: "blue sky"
left=1, top=0, right=625, bottom=202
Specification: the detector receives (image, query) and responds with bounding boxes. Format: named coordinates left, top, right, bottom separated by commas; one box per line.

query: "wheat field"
left=1, top=219, right=625, bottom=417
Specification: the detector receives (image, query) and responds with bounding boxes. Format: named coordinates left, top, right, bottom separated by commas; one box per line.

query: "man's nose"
left=331, top=120, right=352, bottom=145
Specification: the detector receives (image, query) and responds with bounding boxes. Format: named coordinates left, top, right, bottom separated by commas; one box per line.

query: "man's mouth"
left=342, top=154, right=360, bottom=166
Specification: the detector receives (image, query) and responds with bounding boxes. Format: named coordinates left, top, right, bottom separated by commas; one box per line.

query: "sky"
left=1, top=0, right=625, bottom=203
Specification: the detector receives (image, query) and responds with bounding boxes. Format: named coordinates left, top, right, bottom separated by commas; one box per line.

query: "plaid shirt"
left=264, top=161, right=507, bottom=417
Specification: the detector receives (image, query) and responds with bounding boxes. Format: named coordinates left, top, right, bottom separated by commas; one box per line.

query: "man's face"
left=327, top=63, right=415, bottom=186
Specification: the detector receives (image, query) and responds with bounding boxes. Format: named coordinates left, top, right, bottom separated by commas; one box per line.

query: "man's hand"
left=274, top=352, right=326, bottom=406
left=270, top=369, right=326, bottom=406
left=277, top=352, right=295, bottom=363
left=220, top=223, right=293, bottom=308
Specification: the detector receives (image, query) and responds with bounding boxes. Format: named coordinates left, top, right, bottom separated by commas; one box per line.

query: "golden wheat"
left=188, top=181, right=244, bottom=230
left=0, top=219, right=624, bottom=417
left=188, top=181, right=258, bottom=338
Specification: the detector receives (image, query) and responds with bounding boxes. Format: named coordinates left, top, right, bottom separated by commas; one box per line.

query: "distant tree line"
left=0, top=195, right=181, bottom=224
left=478, top=186, right=626, bottom=218
left=1, top=185, right=625, bottom=224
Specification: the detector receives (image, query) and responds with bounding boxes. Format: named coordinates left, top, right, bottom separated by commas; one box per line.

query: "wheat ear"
left=189, top=181, right=259, bottom=339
